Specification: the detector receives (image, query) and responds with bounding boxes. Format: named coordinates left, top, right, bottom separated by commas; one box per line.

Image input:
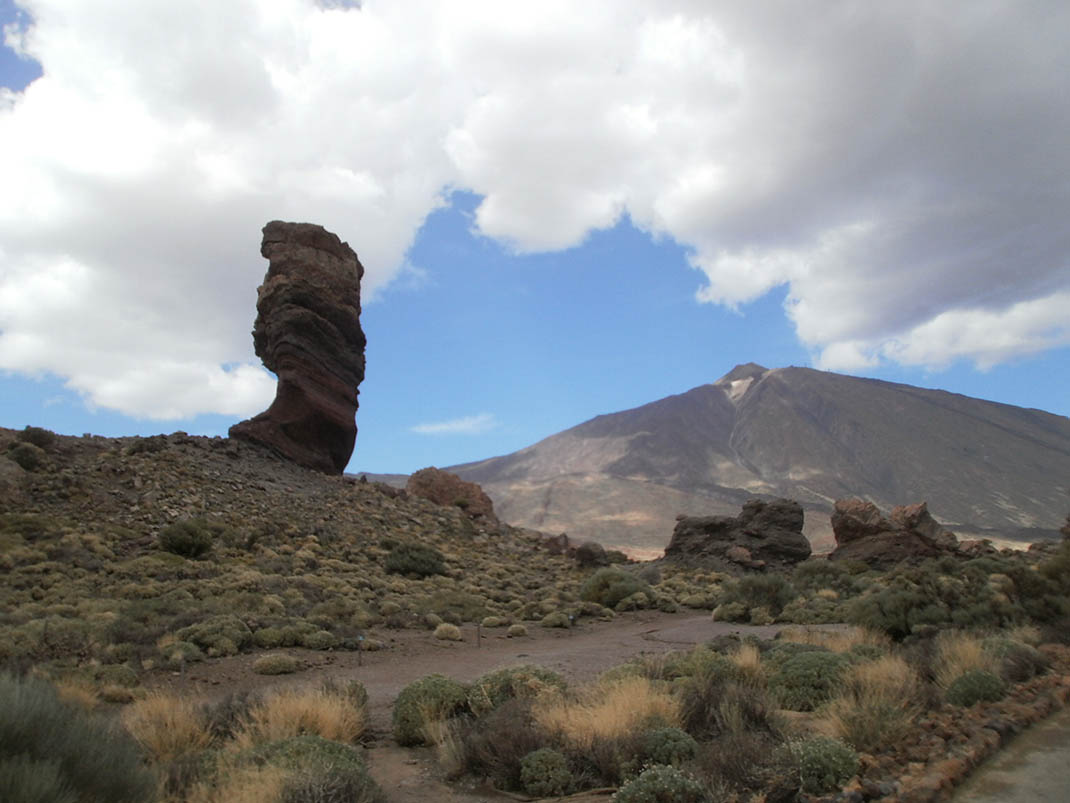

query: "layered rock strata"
left=663, top=498, right=812, bottom=572
left=229, top=221, right=366, bottom=474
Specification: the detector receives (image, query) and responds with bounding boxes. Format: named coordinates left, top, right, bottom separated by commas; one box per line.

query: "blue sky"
left=2, top=1, right=1068, bottom=475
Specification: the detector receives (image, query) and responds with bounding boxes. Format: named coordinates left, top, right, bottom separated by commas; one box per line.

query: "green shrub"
left=282, top=767, right=386, bottom=803
left=580, top=568, right=648, bottom=609
left=540, top=611, right=571, bottom=628
left=0, top=673, right=156, bottom=803
left=507, top=624, right=527, bottom=638
left=385, top=542, right=446, bottom=578
left=300, top=629, right=339, bottom=650
left=175, top=614, right=252, bottom=657
left=983, top=637, right=1049, bottom=682
left=711, top=601, right=748, bottom=622
left=434, top=623, right=463, bottom=641
left=615, top=591, right=651, bottom=612
left=613, top=764, right=711, bottom=803
left=641, top=727, right=698, bottom=767
left=724, top=575, right=797, bottom=617
left=7, top=442, right=46, bottom=471
left=393, top=674, right=468, bottom=746
left=252, top=654, right=300, bottom=675
left=467, top=665, right=567, bottom=716
left=158, top=519, right=214, bottom=558
left=945, top=669, right=1006, bottom=707
left=780, top=736, right=858, bottom=795
left=769, top=651, right=851, bottom=711
left=158, top=640, right=205, bottom=669
left=243, top=734, right=385, bottom=803
left=519, top=748, right=572, bottom=797
left=17, top=426, right=57, bottom=449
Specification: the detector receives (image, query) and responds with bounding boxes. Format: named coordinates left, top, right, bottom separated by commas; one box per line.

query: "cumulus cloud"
left=410, top=413, right=497, bottom=436
left=1, top=0, right=1067, bottom=418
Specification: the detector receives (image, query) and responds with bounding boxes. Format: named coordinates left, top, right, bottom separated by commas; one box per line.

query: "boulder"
left=663, top=498, right=811, bottom=572
left=229, top=221, right=366, bottom=474
left=575, top=540, right=609, bottom=568
left=406, top=467, right=499, bottom=527
left=828, top=498, right=959, bottom=569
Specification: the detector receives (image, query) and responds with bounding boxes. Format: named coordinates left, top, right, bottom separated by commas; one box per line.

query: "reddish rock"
left=829, top=498, right=959, bottom=570
left=406, top=467, right=499, bottom=527
left=229, top=222, right=366, bottom=474
left=664, top=498, right=811, bottom=572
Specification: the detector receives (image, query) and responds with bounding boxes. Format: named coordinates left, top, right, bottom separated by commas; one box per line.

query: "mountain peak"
left=715, top=362, right=769, bottom=385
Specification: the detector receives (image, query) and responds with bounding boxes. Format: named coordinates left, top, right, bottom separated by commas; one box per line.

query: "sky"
left=1, top=0, right=1068, bottom=475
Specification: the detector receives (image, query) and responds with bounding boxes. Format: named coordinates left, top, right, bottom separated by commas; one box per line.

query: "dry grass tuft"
left=122, top=691, right=213, bottom=762
left=1007, top=623, right=1042, bottom=646
left=53, top=677, right=100, bottom=710
left=185, top=764, right=288, bottom=803
left=933, top=631, right=1000, bottom=690
left=825, top=655, right=920, bottom=752
left=729, top=643, right=767, bottom=686
left=532, top=676, right=678, bottom=750
left=231, top=687, right=365, bottom=751
left=779, top=626, right=890, bottom=653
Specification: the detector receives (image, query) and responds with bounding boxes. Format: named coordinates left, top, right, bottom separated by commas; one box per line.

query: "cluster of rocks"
left=827, top=499, right=961, bottom=570
left=229, top=221, right=366, bottom=475
left=663, top=498, right=812, bottom=572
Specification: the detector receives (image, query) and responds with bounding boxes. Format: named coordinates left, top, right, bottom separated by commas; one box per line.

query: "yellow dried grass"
left=779, top=626, right=890, bottom=653
left=729, top=642, right=767, bottom=687
left=933, top=630, right=1000, bottom=690
left=532, top=676, right=679, bottom=750
left=122, top=692, right=213, bottom=762
left=184, top=765, right=288, bottom=803
left=230, top=687, right=365, bottom=751
left=825, top=655, right=921, bottom=752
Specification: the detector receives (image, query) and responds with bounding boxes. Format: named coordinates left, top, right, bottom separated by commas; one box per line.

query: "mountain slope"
left=451, top=364, right=1070, bottom=554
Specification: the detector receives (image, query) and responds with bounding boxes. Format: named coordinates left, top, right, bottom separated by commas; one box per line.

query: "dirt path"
left=149, top=611, right=788, bottom=801
left=951, top=705, right=1070, bottom=802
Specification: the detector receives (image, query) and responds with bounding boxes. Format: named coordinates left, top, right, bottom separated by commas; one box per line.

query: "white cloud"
left=410, top=413, right=497, bottom=436
left=1, top=0, right=1068, bottom=419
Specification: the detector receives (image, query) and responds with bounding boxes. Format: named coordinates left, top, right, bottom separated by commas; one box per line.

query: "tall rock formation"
left=229, top=221, right=366, bottom=474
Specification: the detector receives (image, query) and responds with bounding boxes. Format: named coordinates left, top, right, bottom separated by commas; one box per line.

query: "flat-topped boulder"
left=664, top=498, right=812, bottom=572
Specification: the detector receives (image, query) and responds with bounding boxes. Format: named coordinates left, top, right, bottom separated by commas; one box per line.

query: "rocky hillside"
left=450, top=364, right=1070, bottom=554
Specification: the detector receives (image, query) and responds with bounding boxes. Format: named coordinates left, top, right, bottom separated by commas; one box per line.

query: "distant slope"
left=450, top=364, right=1070, bottom=553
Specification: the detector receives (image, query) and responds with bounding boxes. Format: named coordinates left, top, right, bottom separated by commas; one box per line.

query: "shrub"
left=580, top=568, right=648, bottom=609
left=641, top=727, right=698, bottom=767
left=769, top=651, right=851, bottom=711
left=932, top=631, right=1000, bottom=691
left=158, top=519, right=214, bottom=558
left=18, top=425, right=56, bottom=449
left=507, top=624, right=528, bottom=638
left=201, top=691, right=262, bottom=742
left=282, top=766, right=386, bottom=803
left=724, top=574, right=796, bottom=617
left=384, top=543, right=446, bottom=578
left=176, top=614, right=252, bottom=657
left=456, top=699, right=548, bottom=791
left=983, top=636, right=1049, bottom=682
left=252, top=654, right=300, bottom=675
left=0, top=673, right=156, bottom=803
left=7, top=442, right=45, bottom=471
left=393, top=674, right=468, bottom=746
left=680, top=670, right=779, bottom=739
left=468, top=665, right=567, bottom=716
left=434, top=623, right=463, bottom=641
left=780, top=736, right=858, bottom=795
left=945, top=669, right=1006, bottom=707
left=541, top=611, right=571, bottom=627
left=711, top=602, right=748, bottom=622
left=519, top=748, right=572, bottom=797
left=614, top=764, right=711, bottom=803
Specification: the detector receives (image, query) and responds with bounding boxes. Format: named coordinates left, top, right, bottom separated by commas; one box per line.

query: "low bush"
left=580, top=568, right=649, bottom=610
left=384, top=543, right=446, bottom=578
left=983, top=636, right=1049, bottom=682
left=780, top=736, right=858, bottom=795
left=722, top=574, right=797, bottom=618
left=7, top=442, right=46, bottom=471
left=825, top=655, right=920, bottom=752
left=0, top=672, right=156, bottom=803
left=252, top=654, right=300, bottom=675
left=519, top=748, right=572, bottom=797
left=17, top=425, right=57, bottom=449
left=158, top=518, right=214, bottom=559
left=434, top=623, right=463, bottom=641
left=680, top=669, right=779, bottom=739
left=614, top=764, right=711, bottom=803
left=769, top=650, right=851, bottom=712
left=641, top=726, right=698, bottom=767
left=945, top=669, right=1006, bottom=707
left=393, top=674, right=468, bottom=746
left=456, top=699, right=548, bottom=791
left=236, top=687, right=366, bottom=748
left=282, top=766, right=386, bottom=803
left=176, top=614, right=253, bottom=657
left=467, top=665, right=567, bottom=716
